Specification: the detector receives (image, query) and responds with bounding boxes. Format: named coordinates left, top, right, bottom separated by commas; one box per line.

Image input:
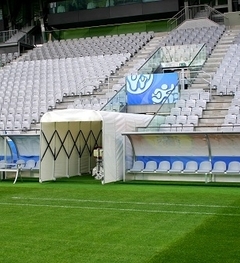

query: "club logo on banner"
left=126, top=73, right=179, bottom=105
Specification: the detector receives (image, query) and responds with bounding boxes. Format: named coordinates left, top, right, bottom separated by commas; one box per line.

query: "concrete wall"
left=224, top=11, right=240, bottom=26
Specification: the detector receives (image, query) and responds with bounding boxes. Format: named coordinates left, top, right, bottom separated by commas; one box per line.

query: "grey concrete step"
left=199, top=117, right=224, bottom=125
left=203, top=108, right=228, bottom=117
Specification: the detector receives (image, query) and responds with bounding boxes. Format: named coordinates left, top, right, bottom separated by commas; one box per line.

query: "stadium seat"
left=175, top=99, right=186, bottom=108
left=181, top=107, right=192, bottom=116
left=211, top=161, right=227, bottom=174
left=196, top=99, right=207, bottom=109
left=183, top=161, right=198, bottom=173
left=169, top=161, right=184, bottom=173
left=156, top=161, right=171, bottom=173
left=191, top=107, right=203, bottom=117
left=165, top=115, right=176, bottom=125
left=226, top=161, right=240, bottom=174
left=16, top=159, right=25, bottom=169
left=159, top=124, right=171, bottom=132
left=187, top=115, right=199, bottom=126
left=129, top=160, right=144, bottom=172
left=170, top=107, right=181, bottom=116
left=185, top=99, right=196, bottom=108
left=143, top=161, right=157, bottom=172
left=224, top=114, right=237, bottom=125
left=197, top=161, right=212, bottom=174
left=23, top=159, right=36, bottom=170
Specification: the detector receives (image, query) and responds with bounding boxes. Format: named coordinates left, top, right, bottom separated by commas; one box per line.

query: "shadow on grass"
left=0, top=174, right=100, bottom=185
left=120, top=180, right=240, bottom=188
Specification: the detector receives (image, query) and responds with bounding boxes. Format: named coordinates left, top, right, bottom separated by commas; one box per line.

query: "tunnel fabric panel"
left=40, top=109, right=151, bottom=183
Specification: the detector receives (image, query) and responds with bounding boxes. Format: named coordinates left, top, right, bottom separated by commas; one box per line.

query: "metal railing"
left=167, top=4, right=229, bottom=31
left=0, top=29, right=18, bottom=43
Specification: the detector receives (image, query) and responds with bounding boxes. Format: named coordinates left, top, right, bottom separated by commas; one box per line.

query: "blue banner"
left=126, top=73, right=179, bottom=105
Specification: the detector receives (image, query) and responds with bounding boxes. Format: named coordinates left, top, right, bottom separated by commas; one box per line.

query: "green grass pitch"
left=0, top=176, right=239, bottom=263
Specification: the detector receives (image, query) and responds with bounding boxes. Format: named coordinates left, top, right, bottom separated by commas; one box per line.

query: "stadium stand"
left=1, top=4, right=240, bottom=184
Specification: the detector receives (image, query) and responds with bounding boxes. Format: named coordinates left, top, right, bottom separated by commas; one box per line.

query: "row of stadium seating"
left=160, top=114, right=199, bottom=132
left=128, top=160, right=240, bottom=175
left=0, top=54, right=130, bottom=130
left=163, top=25, right=225, bottom=54
left=0, top=23, right=235, bottom=133
left=19, top=32, right=153, bottom=61
left=0, top=52, right=19, bottom=66
left=211, top=42, right=240, bottom=95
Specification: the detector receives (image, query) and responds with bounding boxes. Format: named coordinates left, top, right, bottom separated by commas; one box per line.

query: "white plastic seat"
left=170, top=107, right=181, bottom=116
left=176, top=115, right=187, bottom=125
left=226, top=161, right=240, bottom=174
left=228, top=106, right=239, bottom=115
left=199, top=91, right=210, bottom=102
left=224, top=114, right=237, bottom=124
left=187, top=115, right=198, bottom=126
left=156, top=161, right=171, bottom=173
left=181, top=107, right=192, bottom=116
left=169, top=161, right=184, bottom=173
left=16, top=159, right=26, bottom=169
left=159, top=124, right=171, bottom=132
left=170, top=116, right=185, bottom=131
left=189, top=92, right=199, bottom=100
left=197, top=161, right=212, bottom=174
left=183, top=161, right=198, bottom=173
left=185, top=99, right=196, bottom=108
left=175, top=99, right=186, bottom=108
left=23, top=159, right=36, bottom=170
left=191, top=107, right=203, bottom=117
left=129, top=160, right=144, bottom=172
left=196, top=99, right=207, bottom=109
left=165, top=115, right=176, bottom=125
left=143, top=161, right=157, bottom=172
left=211, top=161, right=227, bottom=174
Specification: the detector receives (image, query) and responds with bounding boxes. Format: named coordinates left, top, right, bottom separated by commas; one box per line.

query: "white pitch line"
left=11, top=196, right=240, bottom=209
left=0, top=202, right=239, bottom=217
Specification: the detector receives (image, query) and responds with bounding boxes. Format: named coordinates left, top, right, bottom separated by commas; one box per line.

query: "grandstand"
left=1, top=1, right=240, bottom=184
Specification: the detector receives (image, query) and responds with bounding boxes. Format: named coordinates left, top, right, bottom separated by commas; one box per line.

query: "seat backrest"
left=16, top=159, right=25, bottom=168
left=176, top=115, right=187, bottom=125
left=196, top=99, right=207, bottom=109
left=165, top=115, right=176, bottom=125
left=144, top=161, right=157, bottom=171
left=212, top=161, right=226, bottom=171
left=171, top=160, right=184, bottom=170
left=191, top=107, right=203, bottom=117
left=185, top=99, right=196, bottom=108
left=131, top=160, right=144, bottom=171
left=157, top=161, right=171, bottom=171
left=227, top=161, right=240, bottom=171
left=185, top=160, right=198, bottom=170
left=170, top=107, right=181, bottom=116
left=175, top=99, right=186, bottom=108
left=25, top=159, right=36, bottom=169
left=187, top=115, right=199, bottom=126
left=181, top=107, right=192, bottom=116
left=198, top=161, right=212, bottom=171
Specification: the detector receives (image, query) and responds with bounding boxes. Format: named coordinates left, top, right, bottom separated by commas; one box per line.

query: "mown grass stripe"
left=1, top=202, right=240, bottom=217
left=11, top=196, right=240, bottom=209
